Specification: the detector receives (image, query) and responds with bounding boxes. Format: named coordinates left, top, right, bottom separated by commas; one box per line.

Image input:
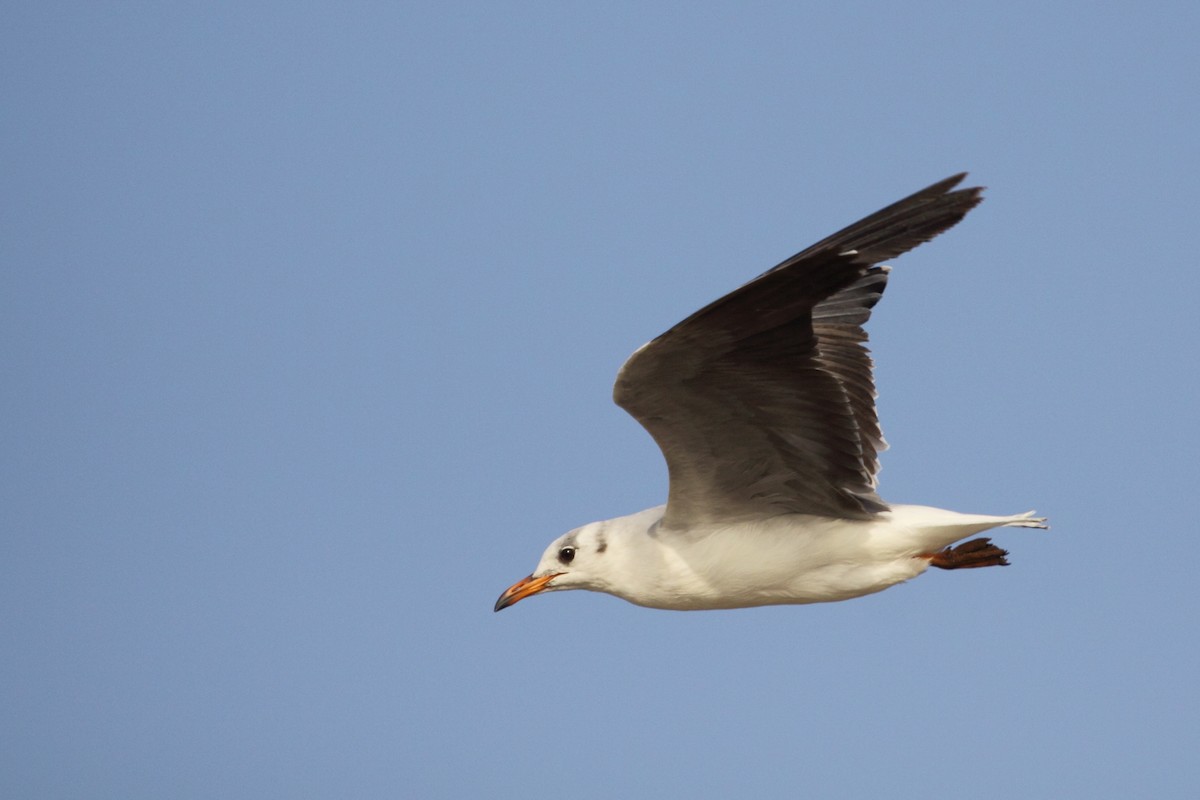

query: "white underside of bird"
left=503, top=505, right=1046, bottom=611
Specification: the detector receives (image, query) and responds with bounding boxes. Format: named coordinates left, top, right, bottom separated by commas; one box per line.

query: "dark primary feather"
left=613, top=174, right=984, bottom=528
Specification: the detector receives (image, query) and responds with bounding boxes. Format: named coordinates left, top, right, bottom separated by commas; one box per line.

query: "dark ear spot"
left=596, top=531, right=607, bottom=554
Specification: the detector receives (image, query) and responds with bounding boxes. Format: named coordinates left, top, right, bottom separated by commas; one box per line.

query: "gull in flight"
left=495, top=174, right=1046, bottom=612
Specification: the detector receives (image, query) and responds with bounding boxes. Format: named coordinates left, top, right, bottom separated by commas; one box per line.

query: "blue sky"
left=3, top=2, right=1198, bottom=797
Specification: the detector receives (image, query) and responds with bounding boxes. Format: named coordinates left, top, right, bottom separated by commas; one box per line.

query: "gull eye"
left=558, top=546, right=576, bottom=565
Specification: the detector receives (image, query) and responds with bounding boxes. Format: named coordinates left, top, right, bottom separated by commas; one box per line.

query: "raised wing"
left=613, top=174, right=983, bottom=528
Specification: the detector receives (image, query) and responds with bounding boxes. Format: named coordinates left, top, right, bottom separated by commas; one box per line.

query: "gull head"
left=493, top=523, right=611, bottom=612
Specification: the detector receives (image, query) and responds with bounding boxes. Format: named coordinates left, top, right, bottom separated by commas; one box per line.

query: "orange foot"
left=926, top=538, right=1010, bottom=570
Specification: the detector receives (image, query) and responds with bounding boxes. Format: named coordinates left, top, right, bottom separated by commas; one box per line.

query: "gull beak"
left=494, top=573, right=561, bottom=612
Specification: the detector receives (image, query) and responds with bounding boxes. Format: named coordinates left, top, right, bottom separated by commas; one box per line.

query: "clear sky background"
left=3, top=2, right=1198, bottom=798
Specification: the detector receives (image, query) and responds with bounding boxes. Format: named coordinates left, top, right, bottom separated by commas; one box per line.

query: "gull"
left=495, top=174, right=1046, bottom=613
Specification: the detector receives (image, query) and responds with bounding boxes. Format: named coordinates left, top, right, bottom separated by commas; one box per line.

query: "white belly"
left=613, top=505, right=1028, bottom=610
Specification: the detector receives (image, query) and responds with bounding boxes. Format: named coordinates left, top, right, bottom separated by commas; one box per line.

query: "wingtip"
left=938, top=172, right=968, bottom=189
left=926, top=172, right=985, bottom=206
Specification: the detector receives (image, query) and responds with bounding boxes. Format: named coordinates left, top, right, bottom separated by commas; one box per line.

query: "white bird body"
left=528, top=506, right=1045, bottom=611
left=495, top=175, right=1047, bottom=613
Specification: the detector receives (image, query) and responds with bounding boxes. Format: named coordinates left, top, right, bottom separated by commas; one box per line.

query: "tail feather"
left=1006, top=511, right=1049, bottom=530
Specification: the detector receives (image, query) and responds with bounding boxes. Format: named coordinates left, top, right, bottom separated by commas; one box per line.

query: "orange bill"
left=494, top=573, right=562, bottom=612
